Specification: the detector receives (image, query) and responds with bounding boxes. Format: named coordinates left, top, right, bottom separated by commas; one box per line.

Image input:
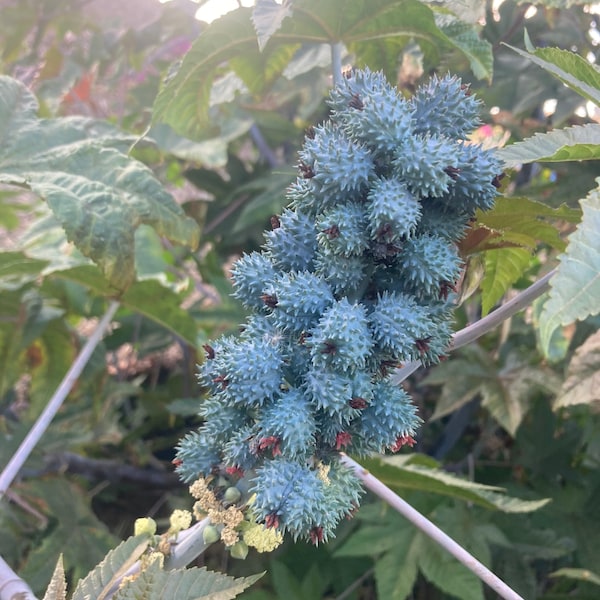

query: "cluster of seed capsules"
left=176, top=68, right=502, bottom=544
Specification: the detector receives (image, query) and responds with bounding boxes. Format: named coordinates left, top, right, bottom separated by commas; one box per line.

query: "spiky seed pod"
left=366, top=177, right=421, bottom=243
left=393, top=134, right=460, bottom=198
left=439, top=141, right=502, bottom=212
left=230, top=252, right=276, bottom=310
left=410, top=74, right=482, bottom=139
left=368, top=291, right=441, bottom=363
left=299, top=122, right=374, bottom=197
left=257, top=388, right=316, bottom=460
left=302, top=366, right=372, bottom=422
left=308, top=299, right=373, bottom=372
left=264, top=271, right=335, bottom=333
left=329, top=67, right=415, bottom=155
left=316, top=202, right=369, bottom=257
left=393, top=233, right=463, bottom=299
left=176, top=430, right=222, bottom=482
left=313, top=251, right=368, bottom=295
left=351, top=381, right=421, bottom=455
left=265, top=209, right=317, bottom=271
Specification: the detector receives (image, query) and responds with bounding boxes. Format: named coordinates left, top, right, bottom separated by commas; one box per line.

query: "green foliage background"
left=0, top=0, right=599, bottom=598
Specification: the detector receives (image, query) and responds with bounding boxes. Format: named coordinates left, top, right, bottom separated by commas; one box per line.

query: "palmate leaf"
left=0, top=76, right=199, bottom=292
left=113, top=561, right=263, bottom=600
left=424, top=346, right=560, bottom=435
left=153, top=0, right=491, bottom=140
left=497, top=124, right=600, bottom=168
left=539, top=180, right=600, bottom=353
left=554, top=328, right=600, bottom=409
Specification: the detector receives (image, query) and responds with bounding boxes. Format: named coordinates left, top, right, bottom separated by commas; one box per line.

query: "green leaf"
left=71, top=535, right=151, bottom=600
left=19, top=479, right=119, bottom=594
left=154, top=0, right=489, bottom=139
left=0, top=251, right=49, bottom=289
left=506, top=39, right=600, bottom=107
left=113, top=561, right=263, bottom=600
left=550, top=568, right=600, bottom=587
left=419, top=537, right=484, bottom=600
left=539, top=180, right=600, bottom=353
left=438, top=19, right=493, bottom=82
left=0, top=76, right=199, bottom=292
left=42, top=555, right=67, bottom=600
left=50, top=266, right=198, bottom=346
left=554, top=329, right=600, bottom=409
left=360, top=454, right=549, bottom=512
left=497, top=124, right=600, bottom=168
left=481, top=248, right=532, bottom=316
left=374, top=532, right=421, bottom=600
left=476, top=195, right=581, bottom=252
left=425, top=347, right=560, bottom=435
left=252, top=0, right=294, bottom=51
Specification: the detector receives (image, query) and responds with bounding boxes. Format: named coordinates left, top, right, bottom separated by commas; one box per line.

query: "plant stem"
left=391, top=268, right=556, bottom=385
left=340, top=454, right=525, bottom=600
left=331, top=42, right=344, bottom=86
left=0, top=301, right=120, bottom=500
left=0, top=555, right=37, bottom=600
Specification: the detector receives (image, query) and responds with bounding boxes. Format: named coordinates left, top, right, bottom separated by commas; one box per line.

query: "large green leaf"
left=360, top=454, right=549, bottom=512
left=153, top=0, right=490, bottom=140
left=0, top=76, right=199, bottom=292
left=424, top=346, right=560, bottom=435
left=114, top=561, right=263, bottom=600
left=505, top=37, right=600, bottom=107
left=539, top=180, right=600, bottom=353
left=498, top=124, right=600, bottom=168
left=554, top=329, right=600, bottom=409
left=71, top=535, right=151, bottom=600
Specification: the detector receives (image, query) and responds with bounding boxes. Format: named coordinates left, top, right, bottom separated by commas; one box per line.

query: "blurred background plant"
left=0, top=0, right=599, bottom=598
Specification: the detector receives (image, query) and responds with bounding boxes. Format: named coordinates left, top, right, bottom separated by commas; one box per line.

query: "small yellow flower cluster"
left=169, top=509, right=192, bottom=534
left=243, top=522, right=284, bottom=553
left=190, top=477, right=245, bottom=547
left=316, top=461, right=331, bottom=486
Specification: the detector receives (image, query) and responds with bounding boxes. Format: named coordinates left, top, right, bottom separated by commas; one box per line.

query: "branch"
left=391, top=268, right=556, bottom=385
left=0, top=556, right=37, bottom=600
left=340, top=454, right=525, bottom=600
left=0, top=301, right=120, bottom=500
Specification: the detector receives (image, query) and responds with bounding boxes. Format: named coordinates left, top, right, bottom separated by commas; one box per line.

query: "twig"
left=0, top=556, right=37, bottom=600
left=0, top=301, right=120, bottom=500
left=340, top=454, right=525, bottom=600
left=391, top=268, right=556, bottom=385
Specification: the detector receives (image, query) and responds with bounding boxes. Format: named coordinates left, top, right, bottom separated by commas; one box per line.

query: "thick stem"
left=0, top=301, right=120, bottom=499
left=340, top=454, right=525, bottom=600
left=0, top=556, right=37, bottom=600
left=331, top=42, right=344, bottom=87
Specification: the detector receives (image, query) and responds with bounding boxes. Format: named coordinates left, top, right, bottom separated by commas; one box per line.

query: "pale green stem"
left=0, top=301, right=120, bottom=499
left=391, top=268, right=556, bottom=385
left=0, top=556, right=37, bottom=600
left=331, top=42, right=344, bottom=86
